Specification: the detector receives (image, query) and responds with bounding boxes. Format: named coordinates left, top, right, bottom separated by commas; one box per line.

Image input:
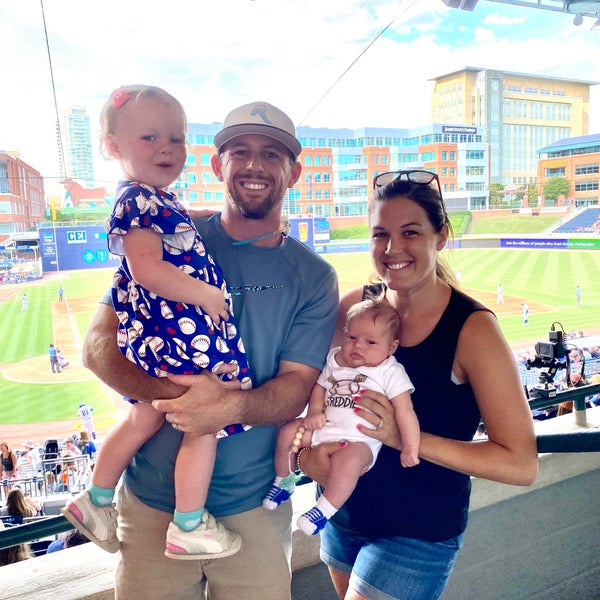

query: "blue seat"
left=1, top=514, right=24, bottom=526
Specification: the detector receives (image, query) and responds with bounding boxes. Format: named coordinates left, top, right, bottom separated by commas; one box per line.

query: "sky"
left=1, top=0, right=600, bottom=199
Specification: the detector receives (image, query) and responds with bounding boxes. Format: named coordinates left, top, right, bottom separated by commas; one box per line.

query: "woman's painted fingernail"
left=340, top=441, right=348, bottom=447
left=354, top=407, right=361, bottom=413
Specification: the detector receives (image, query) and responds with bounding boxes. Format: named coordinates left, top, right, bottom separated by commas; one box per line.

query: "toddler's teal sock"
left=174, top=508, right=205, bottom=532
left=88, top=485, right=115, bottom=506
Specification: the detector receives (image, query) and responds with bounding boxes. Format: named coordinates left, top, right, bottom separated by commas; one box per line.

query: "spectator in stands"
left=62, top=438, right=82, bottom=459
left=45, top=471, right=58, bottom=494
left=77, top=431, right=96, bottom=460
left=0, top=487, right=40, bottom=518
left=0, top=521, right=32, bottom=566
left=46, top=528, right=91, bottom=553
left=19, top=441, right=42, bottom=476
left=1, top=442, right=18, bottom=484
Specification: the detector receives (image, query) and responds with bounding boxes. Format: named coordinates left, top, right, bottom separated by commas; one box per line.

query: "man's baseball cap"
left=214, top=101, right=302, bottom=158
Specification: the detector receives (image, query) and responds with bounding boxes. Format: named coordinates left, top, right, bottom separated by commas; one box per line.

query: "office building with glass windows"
left=63, top=106, right=95, bottom=187
left=182, top=122, right=489, bottom=217
left=430, top=67, right=596, bottom=186
left=537, top=133, right=600, bottom=206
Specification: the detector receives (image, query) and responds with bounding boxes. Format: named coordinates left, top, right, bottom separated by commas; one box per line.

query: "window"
left=575, top=164, right=599, bottom=175
left=574, top=181, right=599, bottom=191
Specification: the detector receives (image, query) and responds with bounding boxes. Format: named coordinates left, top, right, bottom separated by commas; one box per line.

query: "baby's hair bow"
left=110, top=88, right=130, bottom=109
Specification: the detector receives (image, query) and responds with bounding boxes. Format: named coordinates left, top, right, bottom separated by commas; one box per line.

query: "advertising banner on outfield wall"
left=39, top=225, right=121, bottom=272
left=501, top=238, right=600, bottom=250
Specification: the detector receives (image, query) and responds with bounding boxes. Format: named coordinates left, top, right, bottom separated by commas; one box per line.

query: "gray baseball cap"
left=214, top=101, right=302, bottom=158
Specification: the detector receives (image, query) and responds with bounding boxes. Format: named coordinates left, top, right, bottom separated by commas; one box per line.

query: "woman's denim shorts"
left=320, top=521, right=463, bottom=600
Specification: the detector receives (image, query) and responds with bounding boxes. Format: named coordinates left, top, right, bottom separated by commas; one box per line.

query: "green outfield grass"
left=1, top=247, right=599, bottom=426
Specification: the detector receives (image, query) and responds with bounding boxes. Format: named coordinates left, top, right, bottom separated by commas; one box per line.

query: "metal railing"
left=1, top=455, right=92, bottom=503
left=1, top=385, right=600, bottom=552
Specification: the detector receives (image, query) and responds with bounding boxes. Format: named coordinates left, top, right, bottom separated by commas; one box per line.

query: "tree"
left=543, top=177, right=570, bottom=203
left=489, top=183, right=504, bottom=208
left=527, top=184, right=538, bottom=208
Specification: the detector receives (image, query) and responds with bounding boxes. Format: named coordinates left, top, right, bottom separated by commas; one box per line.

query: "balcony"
left=1, top=392, right=599, bottom=599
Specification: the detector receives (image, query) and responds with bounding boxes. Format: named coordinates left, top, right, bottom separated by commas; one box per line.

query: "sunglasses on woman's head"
left=372, top=170, right=441, bottom=195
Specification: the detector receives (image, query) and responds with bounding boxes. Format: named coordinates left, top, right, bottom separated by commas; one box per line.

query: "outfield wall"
left=39, top=225, right=120, bottom=272
left=316, top=235, right=600, bottom=254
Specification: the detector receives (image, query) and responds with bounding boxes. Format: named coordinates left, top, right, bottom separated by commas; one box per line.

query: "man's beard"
left=228, top=188, right=282, bottom=220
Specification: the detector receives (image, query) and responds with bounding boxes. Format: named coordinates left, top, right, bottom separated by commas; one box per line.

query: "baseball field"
left=0, top=247, right=598, bottom=448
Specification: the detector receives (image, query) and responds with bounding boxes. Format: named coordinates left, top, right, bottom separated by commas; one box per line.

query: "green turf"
left=469, top=215, right=558, bottom=234
left=1, top=245, right=598, bottom=426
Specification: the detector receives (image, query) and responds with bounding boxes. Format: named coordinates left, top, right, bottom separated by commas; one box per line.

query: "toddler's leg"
left=165, top=434, right=241, bottom=560
left=62, top=402, right=165, bottom=553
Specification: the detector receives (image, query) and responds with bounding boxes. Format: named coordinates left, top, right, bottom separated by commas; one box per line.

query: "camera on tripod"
left=526, top=326, right=569, bottom=398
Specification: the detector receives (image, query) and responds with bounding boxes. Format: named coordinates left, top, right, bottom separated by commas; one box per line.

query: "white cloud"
left=1, top=0, right=599, bottom=200
left=484, top=12, right=527, bottom=25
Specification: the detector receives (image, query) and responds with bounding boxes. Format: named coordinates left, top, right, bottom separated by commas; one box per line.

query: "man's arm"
left=152, top=361, right=320, bottom=436
left=82, top=302, right=187, bottom=401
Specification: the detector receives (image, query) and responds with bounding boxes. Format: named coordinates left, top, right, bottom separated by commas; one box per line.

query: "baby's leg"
left=263, top=418, right=310, bottom=511
left=297, top=442, right=373, bottom=536
left=321, top=442, right=373, bottom=509
left=274, top=418, right=312, bottom=477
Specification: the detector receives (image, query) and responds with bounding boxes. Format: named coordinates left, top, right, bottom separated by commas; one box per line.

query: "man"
left=48, top=344, right=61, bottom=373
left=21, top=293, right=28, bottom=311
left=81, top=101, right=339, bottom=600
left=77, top=402, right=96, bottom=440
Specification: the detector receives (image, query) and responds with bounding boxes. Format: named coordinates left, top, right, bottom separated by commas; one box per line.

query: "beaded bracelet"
left=290, top=425, right=306, bottom=453
left=296, top=447, right=311, bottom=474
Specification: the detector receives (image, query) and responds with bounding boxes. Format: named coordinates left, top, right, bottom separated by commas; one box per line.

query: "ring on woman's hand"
left=376, top=418, right=384, bottom=431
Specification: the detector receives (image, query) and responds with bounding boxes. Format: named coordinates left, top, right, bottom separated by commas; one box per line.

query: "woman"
left=0, top=521, right=32, bottom=566
left=1, top=487, right=40, bottom=519
left=1, top=442, right=18, bottom=481
left=76, top=431, right=96, bottom=459
left=300, top=170, right=538, bottom=600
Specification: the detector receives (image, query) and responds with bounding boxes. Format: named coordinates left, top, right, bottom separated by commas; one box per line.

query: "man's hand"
left=152, top=372, right=242, bottom=436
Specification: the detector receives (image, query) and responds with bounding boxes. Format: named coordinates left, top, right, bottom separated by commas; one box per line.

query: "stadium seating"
left=552, top=207, right=600, bottom=234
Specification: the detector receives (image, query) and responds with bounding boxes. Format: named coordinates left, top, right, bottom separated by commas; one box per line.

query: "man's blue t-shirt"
left=123, top=215, right=339, bottom=516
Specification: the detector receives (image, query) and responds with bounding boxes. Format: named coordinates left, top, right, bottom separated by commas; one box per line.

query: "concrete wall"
left=2, top=410, right=599, bottom=599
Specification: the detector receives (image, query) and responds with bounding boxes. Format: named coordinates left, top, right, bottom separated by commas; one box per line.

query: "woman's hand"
left=354, top=389, right=403, bottom=451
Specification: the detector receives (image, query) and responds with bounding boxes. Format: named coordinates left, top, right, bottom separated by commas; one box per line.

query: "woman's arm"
left=420, top=310, right=537, bottom=485
left=353, top=311, right=538, bottom=486
left=122, top=227, right=229, bottom=324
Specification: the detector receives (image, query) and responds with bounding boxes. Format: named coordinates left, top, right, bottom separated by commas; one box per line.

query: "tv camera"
left=525, top=325, right=569, bottom=398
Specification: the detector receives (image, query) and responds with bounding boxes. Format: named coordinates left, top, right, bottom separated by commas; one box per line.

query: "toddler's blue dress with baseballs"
left=106, top=180, right=252, bottom=436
